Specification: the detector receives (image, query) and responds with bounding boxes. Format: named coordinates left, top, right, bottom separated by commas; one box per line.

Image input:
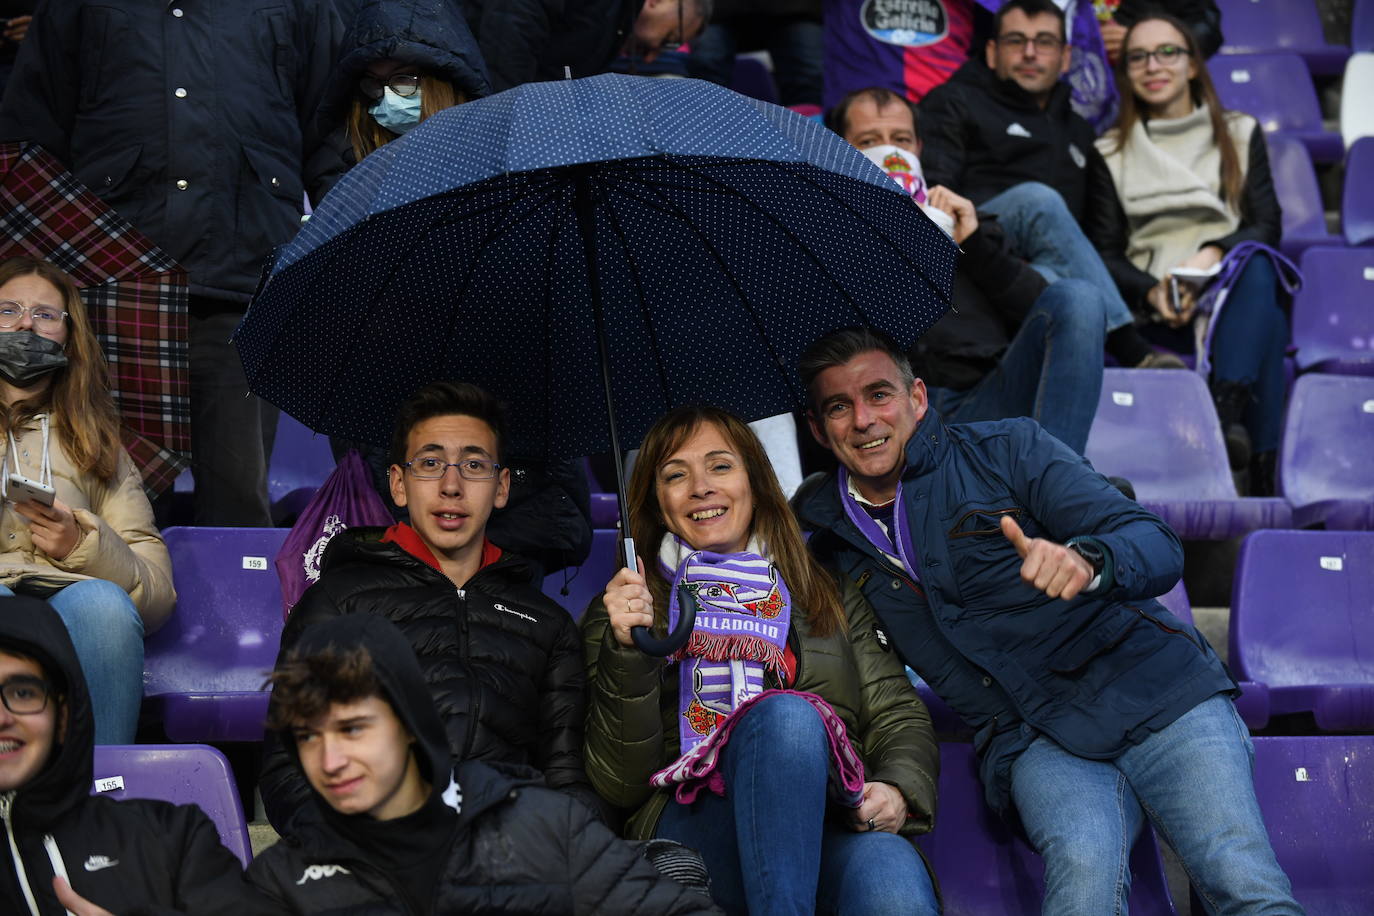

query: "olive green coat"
left=581, top=578, right=939, bottom=841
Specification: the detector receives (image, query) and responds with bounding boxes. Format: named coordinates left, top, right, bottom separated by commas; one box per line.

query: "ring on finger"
left=866, top=817, right=876, bottom=831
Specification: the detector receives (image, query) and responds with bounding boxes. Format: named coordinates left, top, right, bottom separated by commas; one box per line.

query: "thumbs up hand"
left=1000, top=515, right=1094, bottom=601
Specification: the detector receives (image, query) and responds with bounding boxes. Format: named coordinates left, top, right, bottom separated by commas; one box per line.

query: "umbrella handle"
left=621, top=536, right=696, bottom=656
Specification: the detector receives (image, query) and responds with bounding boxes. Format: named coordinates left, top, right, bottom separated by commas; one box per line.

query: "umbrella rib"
left=599, top=190, right=677, bottom=409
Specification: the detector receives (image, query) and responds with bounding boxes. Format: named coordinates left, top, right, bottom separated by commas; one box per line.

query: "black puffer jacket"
left=918, top=59, right=1100, bottom=219
left=318, top=0, right=491, bottom=131
left=247, top=614, right=718, bottom=916
left=260, top=527, right=597, bottom=833
left=0, top=597, right=258, bottom=915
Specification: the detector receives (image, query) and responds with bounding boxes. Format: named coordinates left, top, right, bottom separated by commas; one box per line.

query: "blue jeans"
left=928, top=278, right=1106, bottom=454
left=0, top=579, right=145, bottom=744
left=1010, top=694, right=1301, bottom=915
left=655, top=693, right=939, bottom=916
left=979, top=182, right=1135, bottom=333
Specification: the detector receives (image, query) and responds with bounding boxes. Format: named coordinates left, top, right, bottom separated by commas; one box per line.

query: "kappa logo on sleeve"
left=296, top=864, right=352, bottom=885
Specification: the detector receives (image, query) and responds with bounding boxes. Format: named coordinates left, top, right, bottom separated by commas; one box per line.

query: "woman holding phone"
left=1085, top=13, right=1288, bottom=494
left=0, top=257, right=174, bottom=743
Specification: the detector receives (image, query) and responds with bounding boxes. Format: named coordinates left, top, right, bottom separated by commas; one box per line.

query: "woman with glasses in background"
left=1086, top=13, right=1289, bottom=496
left=0, top=257, right=174, bottom=744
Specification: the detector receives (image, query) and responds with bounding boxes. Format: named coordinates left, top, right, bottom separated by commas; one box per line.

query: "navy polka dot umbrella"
left=236, top=74, right=956, bottom=653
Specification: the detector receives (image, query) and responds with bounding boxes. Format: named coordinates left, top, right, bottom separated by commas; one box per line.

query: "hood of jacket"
left=319, top=525, right=541, bottom=590
left=320, top=0, right=492, bottom=127
left=0, top=596, right=94, bottom=831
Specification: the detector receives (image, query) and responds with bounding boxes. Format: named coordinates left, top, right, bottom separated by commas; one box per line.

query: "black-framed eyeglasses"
left=1124, top=45, right=1192, bottom=69
left=0, top=301, right=67, bottom=332
left=402, top=455, right=503, bottom=480
left=996, top=32, right=1064, bottom=53
left=358, top=73, right=421, bottom=101
left=1, top=676, right=52, bottom=715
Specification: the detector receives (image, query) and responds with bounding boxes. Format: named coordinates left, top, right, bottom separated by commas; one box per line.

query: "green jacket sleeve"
left=843, top=580, right=940, bottom=835
left=581, top=598, right=670, bottom=810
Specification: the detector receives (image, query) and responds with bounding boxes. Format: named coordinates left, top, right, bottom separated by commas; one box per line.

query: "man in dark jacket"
left=260, top=381, right=599, bottom=835
left=793, top=327, right=1302, bottom=915
left=0, top=1, right=348, bottom=526
left=914, top=0, right=1179, bottom=370
left=830, top=86, right=1106, bottom=454
left=248, top=613, right=718, bottom=915
left=0, top=596, right=257, bottom=915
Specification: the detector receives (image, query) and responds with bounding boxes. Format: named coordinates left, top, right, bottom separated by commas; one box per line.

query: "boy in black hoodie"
left=0, top=595, right=255, bottom=916
left=248, top=614, right=718, bottom=915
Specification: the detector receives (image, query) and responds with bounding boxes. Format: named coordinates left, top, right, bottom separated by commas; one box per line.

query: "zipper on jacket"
left=1, top=793, right=41, bottom=916
left=455, top=588, right=482, bottom=756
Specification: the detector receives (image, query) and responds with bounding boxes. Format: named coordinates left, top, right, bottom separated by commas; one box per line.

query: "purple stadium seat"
left=1279, top=374, right=1374, bottom=529
left=1251, top=735, right=1374, bottom=915
left=1292, top=247, right=1374, bottom=375
left=1157, top=580, right=1272, bottom=728
left=1230, top=530, right=1374, bottom=729
left=729, top=55, right=779, bottom=105
left=589, top=491, right=620, bottom=528
left=1209, top=54, right=1344, bottom=162
left=541, top=528, right=621, bottom=619
left=267, top=413, right=336, bottom=519
left=1356, top=0, right=1374, bottom=52
left=1266, top=135, right=1342, bottom=259
left=1085, top=369, right=1293, bottom=539
left=1343, top=136, right=1374, bottom=246
left=1216, top=0, right=1350, bottom=75
left=914, top=743, right=1179, bottom=915
left=91, top=744, right=253, bottom=867
left=143, top=527, right=287, bottom=742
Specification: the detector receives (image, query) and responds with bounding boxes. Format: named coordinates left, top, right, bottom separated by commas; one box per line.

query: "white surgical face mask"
left=369, top=86, right=422, bottom=135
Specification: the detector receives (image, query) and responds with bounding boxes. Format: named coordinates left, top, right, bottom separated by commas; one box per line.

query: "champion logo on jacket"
left=493, top=603, right=536, bottom=623
left=296, top=863, right=352, bottom=885
left=83, top=855, right=119, bottom=872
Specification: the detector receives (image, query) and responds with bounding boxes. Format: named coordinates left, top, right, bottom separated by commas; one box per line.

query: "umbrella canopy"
left=0, top=142, right=190, bottom=495
left=236, top=74, right=957, bottom=461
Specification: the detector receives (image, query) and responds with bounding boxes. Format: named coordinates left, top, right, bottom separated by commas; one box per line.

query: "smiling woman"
left=582, top=405, right=941, bottom=915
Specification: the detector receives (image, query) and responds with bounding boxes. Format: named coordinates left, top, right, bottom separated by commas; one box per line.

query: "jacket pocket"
left=1047, top=615, right=1136, bottom=674
left=74, top=143, right=143, bottom=198
left=948, top=506, right=1023, bottom=539
left=254, top=6, right=295, bottom=102
left=77, top=6, right=128, bottom=109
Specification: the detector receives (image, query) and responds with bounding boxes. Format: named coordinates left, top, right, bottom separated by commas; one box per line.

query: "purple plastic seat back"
left=1292, top=248, right=1374, bottom=374
left=91, top=744, right=253, bottom=867
left=1086, top=369, right=1236, bottom=500
left=267, top=413, right=335, bottom=508
left=1356, top=0, right=1374, bottom=52
left=914, top=743, right=1178, bottom=915
left=1230, top=530, right=1374, bottom=727
left=1208, top=54, right=1343, bottom=161
left=1251, top=735, right=1374, bottom=914
left=1344, top=136, right=1374, bottom=247
left=143, top=527, right=287, bottom=742
left=541, top=528, right=621, bottom=620
left=1280, top=374, right=1374, bottom=521
left=1216, top=0, right=1350, bottom=74
left=1267, top=135, right=1341, bottom=258
left=730, top=55, right=779, bottom=105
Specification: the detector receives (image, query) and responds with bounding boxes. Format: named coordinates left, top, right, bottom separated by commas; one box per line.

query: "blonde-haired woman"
left=0, top=257, right=174, bottom=743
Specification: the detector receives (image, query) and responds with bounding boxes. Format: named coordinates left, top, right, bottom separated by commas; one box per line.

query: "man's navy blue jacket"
left=797, top=409, right=1235, bottom=812
left=0, top=0, right=346, bottom=302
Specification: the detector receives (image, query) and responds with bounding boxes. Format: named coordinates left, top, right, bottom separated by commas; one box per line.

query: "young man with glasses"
left=0, top=596, right=258, bottom=915
left=913, top=0, right=1183, bottom=370
left=259, top=381, right=601, bottom=837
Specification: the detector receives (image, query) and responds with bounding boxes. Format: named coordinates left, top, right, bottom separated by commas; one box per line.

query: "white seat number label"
left=1320, top=557, right=1343, bottom=571
left=1112, top=392, right=1134, bottom=407
left=242, top=556, right=268, bottom=571
left=93, top=776, right=124, bottom=793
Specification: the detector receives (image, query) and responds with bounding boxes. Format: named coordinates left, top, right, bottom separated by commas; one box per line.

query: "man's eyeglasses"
left=1, top=676, right=52, bottom=715
left=996, top=32, right=1064, bottom=53
left=1124, top=45, right=1191, bottom=69
left=358, top=73, right=421, bottom=101
left=0, top=301, right=67, bottom=332
left=403, top=455, right=503, bottom=480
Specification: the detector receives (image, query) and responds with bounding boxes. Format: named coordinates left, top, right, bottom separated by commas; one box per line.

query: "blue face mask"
left=369, top=87, right=422, bottom=135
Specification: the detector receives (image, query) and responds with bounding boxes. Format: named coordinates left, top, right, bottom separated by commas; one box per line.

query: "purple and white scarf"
left=836, top=467, right=921, bottom=581
left=659, top=535, right=791, bottom=757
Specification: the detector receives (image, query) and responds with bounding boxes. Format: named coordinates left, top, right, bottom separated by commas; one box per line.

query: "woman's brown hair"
left=345, top=74, right=464, bottom=162
left=0, top=257, right=122, bottom=480
left=1108, top=13, right=1245, bottom=208
left=629, top=405, right=846, bottom=638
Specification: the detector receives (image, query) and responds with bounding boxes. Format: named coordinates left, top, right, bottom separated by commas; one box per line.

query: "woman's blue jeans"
left=655, top=693, right=940, bottom=915
left=0, top=579, right=144, bottom=744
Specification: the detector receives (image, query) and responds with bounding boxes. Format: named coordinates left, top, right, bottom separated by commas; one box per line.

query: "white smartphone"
left=7, top=474, right=55, bottom=507
left=1170, top=264, right=1221, bottom=283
